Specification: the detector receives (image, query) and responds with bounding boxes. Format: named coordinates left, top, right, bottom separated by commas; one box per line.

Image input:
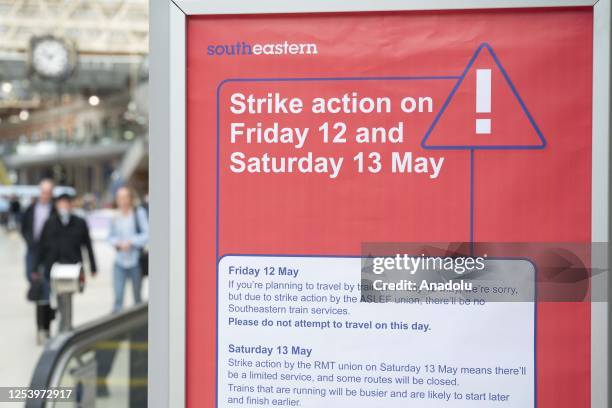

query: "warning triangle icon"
left=421, top=43, right=546, bottom=150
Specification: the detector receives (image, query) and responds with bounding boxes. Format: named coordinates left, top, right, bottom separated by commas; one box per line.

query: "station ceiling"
left=0, top=0, right=148, bottom=113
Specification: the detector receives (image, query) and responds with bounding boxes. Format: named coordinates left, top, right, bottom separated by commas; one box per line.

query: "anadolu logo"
left=207, top=41, right=318, bottom=57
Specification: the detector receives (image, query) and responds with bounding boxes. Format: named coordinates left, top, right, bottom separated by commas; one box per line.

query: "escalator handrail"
left=26, top=303, right=148, bottom=408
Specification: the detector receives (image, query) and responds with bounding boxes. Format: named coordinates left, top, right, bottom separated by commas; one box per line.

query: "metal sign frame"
left=149, top=1, right=610, bottom=407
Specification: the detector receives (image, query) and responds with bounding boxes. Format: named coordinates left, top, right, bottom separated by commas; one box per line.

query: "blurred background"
left=0, top=1, right=149, bottom=406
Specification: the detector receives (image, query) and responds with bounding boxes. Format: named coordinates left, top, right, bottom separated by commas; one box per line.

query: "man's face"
left=56, top=198, right=71, bottom=213
left=39, top=181, right=54, bottom=204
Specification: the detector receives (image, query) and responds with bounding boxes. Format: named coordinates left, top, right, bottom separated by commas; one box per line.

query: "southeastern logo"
left=207, top=41, right=318, bottom=56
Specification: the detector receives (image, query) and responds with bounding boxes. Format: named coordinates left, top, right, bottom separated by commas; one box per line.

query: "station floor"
left=0, top=226, right=147, bottom=390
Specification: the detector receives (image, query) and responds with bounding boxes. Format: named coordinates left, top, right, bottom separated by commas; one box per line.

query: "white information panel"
left=218, top=256, right=535, bottom=407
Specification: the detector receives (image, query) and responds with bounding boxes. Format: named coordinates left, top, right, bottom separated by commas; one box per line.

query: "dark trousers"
left=26, top=248, right=52, bottom=331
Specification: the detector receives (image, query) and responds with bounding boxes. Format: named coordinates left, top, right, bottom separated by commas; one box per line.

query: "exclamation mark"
left=475, top=69, right=491, bottom=134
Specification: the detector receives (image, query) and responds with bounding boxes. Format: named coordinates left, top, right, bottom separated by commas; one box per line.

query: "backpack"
left=133, top=208, right=149, bottom=276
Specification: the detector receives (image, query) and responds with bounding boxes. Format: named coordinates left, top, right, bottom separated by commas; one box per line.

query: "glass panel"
left=51, top=321, right=147, bottom=408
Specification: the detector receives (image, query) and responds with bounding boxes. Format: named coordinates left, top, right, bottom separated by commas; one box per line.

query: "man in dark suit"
left=21, top=179, right=55, bottom=277
left=21, top=179, right=55, bottom=343
left=33, top=193, right=98, bottom=337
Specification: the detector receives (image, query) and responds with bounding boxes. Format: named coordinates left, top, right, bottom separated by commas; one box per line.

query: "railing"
left=27, top=303, right=148, bottom=408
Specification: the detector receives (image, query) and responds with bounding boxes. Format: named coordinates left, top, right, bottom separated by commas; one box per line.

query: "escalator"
left=27, top=304, right=148, bottom=408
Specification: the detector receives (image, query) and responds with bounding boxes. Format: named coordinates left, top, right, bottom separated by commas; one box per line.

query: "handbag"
left=134, top=208, right=149, bottom=276
left=27, top=279, right=43, bottom=302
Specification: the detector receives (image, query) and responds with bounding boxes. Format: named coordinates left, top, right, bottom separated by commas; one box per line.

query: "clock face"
left=31, top=38, right=72, bottom=79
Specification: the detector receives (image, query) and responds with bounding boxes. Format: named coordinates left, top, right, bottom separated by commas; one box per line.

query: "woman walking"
left=109, top=187, right=148, bottom=312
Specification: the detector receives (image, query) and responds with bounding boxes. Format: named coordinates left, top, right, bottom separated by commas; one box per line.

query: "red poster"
left=187, top=8, right=592, bottom=408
